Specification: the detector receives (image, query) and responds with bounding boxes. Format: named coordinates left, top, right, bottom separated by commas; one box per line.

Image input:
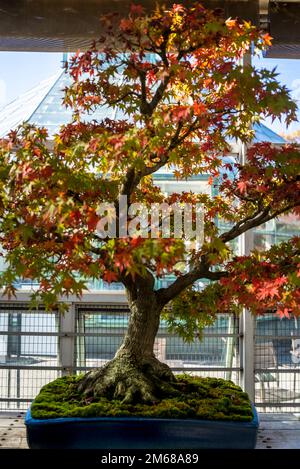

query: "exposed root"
left=77, top=353, right=177, bottom=404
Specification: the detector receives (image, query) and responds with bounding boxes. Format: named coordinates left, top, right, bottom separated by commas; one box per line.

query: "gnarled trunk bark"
left=77, top=283, right=175, bottom=403
left=117, top=286, right=162, bottom=360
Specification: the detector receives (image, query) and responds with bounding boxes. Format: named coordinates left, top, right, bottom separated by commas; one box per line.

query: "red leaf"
left=193, top=101, right=206, bottom=116
left=237, top=181, right=248, bottom=194
left=130, top=4, right=144, bottom=16
left=103, top=271, right=118, bottom=283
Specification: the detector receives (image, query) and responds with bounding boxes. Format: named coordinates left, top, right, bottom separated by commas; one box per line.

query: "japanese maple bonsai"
left=0, top=2, right=300, bottom=447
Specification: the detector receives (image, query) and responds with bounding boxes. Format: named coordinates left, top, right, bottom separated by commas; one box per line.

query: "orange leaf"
left=263, top=33, right=273, bottom=47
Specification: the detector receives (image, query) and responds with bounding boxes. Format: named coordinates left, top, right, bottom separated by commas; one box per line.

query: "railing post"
left=77, top=309, right=86, bottom=369
left=58, top=302, right=76, bottom=376
left=238, top=140, right=255, bottom=400
left=238, top=51, right=255, bottom=400
left=238, top=140, right=255, bottom=398
left=240, top=308, right=255, bottom=401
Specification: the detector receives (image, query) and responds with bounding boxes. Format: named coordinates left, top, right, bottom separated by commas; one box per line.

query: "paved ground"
left=256, top=413, right=300, bottom=449
left=0, top=411, right=28, bottom=449
left=0, top=412, right=299, bottom=449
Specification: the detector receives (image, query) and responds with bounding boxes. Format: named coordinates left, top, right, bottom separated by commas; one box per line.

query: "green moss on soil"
left=31, top=374, right=253, bottom=422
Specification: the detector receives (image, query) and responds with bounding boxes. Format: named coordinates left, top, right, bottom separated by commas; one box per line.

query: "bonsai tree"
left=0, top=3, right=300, bottom=404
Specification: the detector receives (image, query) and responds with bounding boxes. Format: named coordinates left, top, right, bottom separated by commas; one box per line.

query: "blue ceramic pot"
left=25, top=403, right=259, bottom=449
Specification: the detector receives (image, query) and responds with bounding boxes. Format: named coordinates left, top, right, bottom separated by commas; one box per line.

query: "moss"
left=31, top=374, right=253, bottom=422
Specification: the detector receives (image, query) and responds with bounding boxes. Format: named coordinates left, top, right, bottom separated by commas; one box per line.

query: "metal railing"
left=0, top=299, right=299, bottom=412
left=254, top=314, right=300, bottom=411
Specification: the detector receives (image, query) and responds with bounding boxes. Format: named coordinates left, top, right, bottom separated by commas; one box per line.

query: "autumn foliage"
left=0, top=2, right=299, bottom=326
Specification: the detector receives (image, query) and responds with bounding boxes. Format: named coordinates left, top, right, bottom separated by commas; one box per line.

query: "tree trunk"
left=117, top=286, right=162, bottom=360
left=77, top=283, right=175, bottom=404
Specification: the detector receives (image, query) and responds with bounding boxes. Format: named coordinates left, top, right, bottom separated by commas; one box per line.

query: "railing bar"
left=170, top=367, right=241, bottom=372
left=0, top=364, right=240, bottom=371
left=0, top=331, right=241, bottom=338
left=0, top=365, right=64, bottom=370
left=74, top=366, right=241, bottom=372
left=0, top=306, right=56, bottom=312
left=0, top=331, right=61, bottom=337
left=255, top=335, right=300, bottom=339
left=1, top=365, right=297, bottom=372
left=0, top=398, right=35, bottom=402
left=255, top=368, right=300, bottom=373
left=255, top=403, right=300, bottom=407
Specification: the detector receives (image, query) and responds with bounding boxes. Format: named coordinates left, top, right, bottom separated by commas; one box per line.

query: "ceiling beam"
left=0, top=0, right=259, bottom=52
left=0, top=1, right=300, bottom=58
left=264, top=1, right=300, bottom=58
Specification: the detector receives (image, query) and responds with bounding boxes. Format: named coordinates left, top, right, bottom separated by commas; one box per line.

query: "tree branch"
left=120, top=167, right=137, bottom=197
left=148, top=75, right=171, bottom=115
left=116, top=120, right=188, bottom=201
left=142, top=120, right=198, bottom=177
left=156, top=201, right=300, bottom=306
left=107, top=90, right=140, bottom=106
left=156, top=265, right=227, bottom=307
left=220, top=203, right=299, bottom=243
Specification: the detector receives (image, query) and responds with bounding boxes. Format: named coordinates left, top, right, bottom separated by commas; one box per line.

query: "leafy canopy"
left=0, top=3, right=299, bottom=325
